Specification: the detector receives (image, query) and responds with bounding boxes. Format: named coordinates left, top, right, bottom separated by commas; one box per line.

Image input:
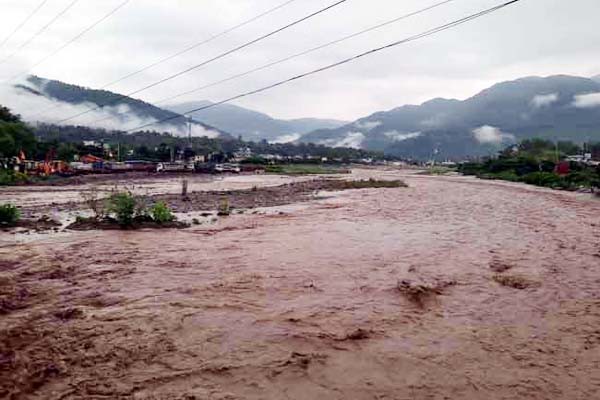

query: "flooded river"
left=0, top=172, right=323, bottom=209
left=1, top=168, right=599, bottom=399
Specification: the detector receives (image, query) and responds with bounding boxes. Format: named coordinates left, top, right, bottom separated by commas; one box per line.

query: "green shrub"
left=564, top=170, right=596, bottom=188
left=0, top=204, right=20, bottom=224
left=150, top=201, right=175, bottom=223
left=520, top=172, right=564, bottom=188
left=479, top=170, right=520, bottom=182
left=0, top=170, right=29, bottom=186
left=108, top=192, right=136, bottom=226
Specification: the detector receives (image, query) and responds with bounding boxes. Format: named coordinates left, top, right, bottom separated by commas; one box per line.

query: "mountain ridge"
left=15, top=76, right=230, bottom=138
left=164, top=100, right=348, bottom=142
left=299, top=74, right=600, bottom=159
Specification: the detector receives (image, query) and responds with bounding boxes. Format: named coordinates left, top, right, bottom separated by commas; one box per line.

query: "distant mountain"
left=300, top=75, right=600, bottom=159
left=14, top=76, right=230, bottom=138
left=592, top=74, right=600, bottom=83
left=164, top=101, right=347, bottom=142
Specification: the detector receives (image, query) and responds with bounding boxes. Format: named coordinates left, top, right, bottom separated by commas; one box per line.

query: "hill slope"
left=299, top=75, right=600, bottom=159
left=164, top=101, right=347, bottom=142
left=12, top=76, right=228, bottom=138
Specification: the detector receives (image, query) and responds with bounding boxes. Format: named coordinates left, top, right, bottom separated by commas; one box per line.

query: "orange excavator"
left=43, top=148, right=56, bottom=175
left=37, top=148, right=68, bottom=176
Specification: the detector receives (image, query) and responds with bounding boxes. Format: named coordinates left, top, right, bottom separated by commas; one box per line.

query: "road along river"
left=1, top=169, right=599, bottom=399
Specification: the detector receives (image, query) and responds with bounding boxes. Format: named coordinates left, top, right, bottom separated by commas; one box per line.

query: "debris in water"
left=489, top=260, right=513, bottom=273
left=396, top=278, right=456, bottom=307
left=492, top=274, right=538, bottom=290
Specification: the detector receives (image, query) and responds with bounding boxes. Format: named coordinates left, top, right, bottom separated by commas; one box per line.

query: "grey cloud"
left=1, top=0, right=599, bottom=121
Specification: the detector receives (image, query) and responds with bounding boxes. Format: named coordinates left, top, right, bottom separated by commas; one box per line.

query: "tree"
left=0, top=105, right=36, bottom=158
left=136, top=145, right=152, bottom=159
left=0, top=106, right=21, bottom=123
left=57, top=143, right=78, bottom=162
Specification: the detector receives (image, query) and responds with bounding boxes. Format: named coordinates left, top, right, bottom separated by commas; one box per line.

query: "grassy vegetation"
left=459, top=139, right=600, bottom=191
left=265, top=164, right=350, bottom=175
left=0, top=204, right=20, bottom=225
left=150, top=201, right=175, bottom=223
left=75, top=191, right=180, bottom=229
left=0, top=170, right=30, bottom=186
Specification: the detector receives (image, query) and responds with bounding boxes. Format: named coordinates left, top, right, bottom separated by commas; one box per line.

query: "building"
left=233, top=147, right=253, bottom=161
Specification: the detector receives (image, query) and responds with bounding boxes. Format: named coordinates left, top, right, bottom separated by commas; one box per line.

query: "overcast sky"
left=0, top=0, right=599, bottom=121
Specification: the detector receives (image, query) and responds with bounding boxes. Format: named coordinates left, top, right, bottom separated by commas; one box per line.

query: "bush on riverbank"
left=150, top=201, right=175, bottom=223
left=0, top=170, right=30, bottom=186
left=108, top=192, right=137, bottom=226
left=0, top=204, right=20, bottom=225
left=72, top=191, right=181, bottom=230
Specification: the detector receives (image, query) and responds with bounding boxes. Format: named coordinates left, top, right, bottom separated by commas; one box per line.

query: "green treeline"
left=459, top=139, right=600, bottom=190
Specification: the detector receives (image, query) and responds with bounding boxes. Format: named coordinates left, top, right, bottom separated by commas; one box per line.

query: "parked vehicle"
left=215, top=163, right=241, bottom=173
left=125, top=160, right=157, bottom=172
left=105, top=162, right=131, bottom=171
left=156, top=162, right=193, bottom=173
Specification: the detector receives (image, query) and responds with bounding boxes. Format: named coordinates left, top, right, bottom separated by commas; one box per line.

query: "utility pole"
left=187, top=115, right=192, bottom=148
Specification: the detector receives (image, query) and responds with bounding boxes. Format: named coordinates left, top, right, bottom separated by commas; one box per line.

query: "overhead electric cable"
left=125, top=0, right=522, bottom=133
left=6, top=0, right=131, bottom=82
left=100, top=0, right=298, bottom=90
left=89, top=0, right=456, bottom=126
left=55, top=0, right=349, bottom=124
left=0, top=0, right=80, bottom=66
left=0, top=0, right=50, bottom=50
left=30, top=0, right=298, bottom=119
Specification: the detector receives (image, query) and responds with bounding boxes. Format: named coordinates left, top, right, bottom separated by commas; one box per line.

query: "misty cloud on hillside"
left=333, top=132, right=365, bottom=149
left=572, top=93, right=600, bottom=108
left=0, top=82, right=220, bottom=138
left=270, top=133, right=301, bottom=144
left=383, top=131, right=422, bottom=142
left=531, top=93, right=558, bottom=108
left=354, top=120, right=382, bottom=131
left=472, top=125, right=515, bottom=145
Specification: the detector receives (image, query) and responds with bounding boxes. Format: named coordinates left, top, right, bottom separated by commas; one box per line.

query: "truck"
left=214, top=163, right=241, bottom=173
left=156, top=162, right=194, bottom=173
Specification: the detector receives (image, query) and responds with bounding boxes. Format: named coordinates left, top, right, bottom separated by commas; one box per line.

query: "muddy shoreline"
left=153, top=178, right=406, bottom=214
left=15, top=177, right=406, bottom=218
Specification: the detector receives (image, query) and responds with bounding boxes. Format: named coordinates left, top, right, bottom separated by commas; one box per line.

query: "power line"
left=30, top=0, right=298, bottom=120
left=90, top=0, right=456, bottom=126
left=55, top=0, right=349, bottom=124
left=0, top=0, right=50, bottom=50
left=0, top=0, right=80, bottom=66
left=100, top=0, right=298, bottom=90
left=126, top=0, right=522, bottom=133
left=6, top=0, right=131, bottom=83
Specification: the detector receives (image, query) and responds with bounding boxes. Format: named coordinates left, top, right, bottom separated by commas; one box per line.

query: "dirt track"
left=1, top=169, right=600, bottom=399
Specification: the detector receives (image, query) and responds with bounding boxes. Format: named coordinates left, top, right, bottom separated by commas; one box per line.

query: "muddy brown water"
left=0, top=172, right=325, bottom=209
left=1, top=168, right=600, bottom=399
